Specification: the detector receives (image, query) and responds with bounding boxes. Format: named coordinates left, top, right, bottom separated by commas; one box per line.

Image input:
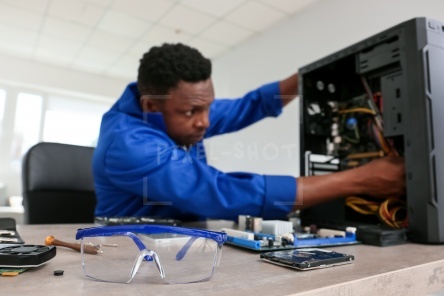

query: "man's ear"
left=140, top=96, right=160, bottom=112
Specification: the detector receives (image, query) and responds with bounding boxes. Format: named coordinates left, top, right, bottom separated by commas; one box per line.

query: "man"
left=93, top=43, right=405, bottom=221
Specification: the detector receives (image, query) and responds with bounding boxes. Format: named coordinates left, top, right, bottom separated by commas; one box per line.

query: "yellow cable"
left=346, top=196, right=407, bottom=228
left=345, top=197, right=379, bottom=215
left=338, top=108, right=376, bottom=115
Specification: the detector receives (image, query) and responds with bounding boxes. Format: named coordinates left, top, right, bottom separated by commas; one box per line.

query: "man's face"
left=143, top=79, right=215, bottom=147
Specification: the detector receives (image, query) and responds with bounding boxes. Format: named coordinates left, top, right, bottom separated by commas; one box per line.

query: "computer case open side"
left=298, top=17, right=444, bottom=243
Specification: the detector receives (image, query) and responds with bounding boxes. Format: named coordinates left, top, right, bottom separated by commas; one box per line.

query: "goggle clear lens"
left=81, top=232, right=221, bottom=284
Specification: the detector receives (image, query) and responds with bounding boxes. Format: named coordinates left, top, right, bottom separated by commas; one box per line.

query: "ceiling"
left=0, top=0, right=317, bottom=81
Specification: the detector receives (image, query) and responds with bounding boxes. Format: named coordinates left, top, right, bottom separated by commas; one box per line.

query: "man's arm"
left=293, top=156, right=406, bottom=210
left=279, top=73, right=298, bottom=107
left=206, top=73, right=298, bottom=138
left=206, top=81, right=283, bottom=138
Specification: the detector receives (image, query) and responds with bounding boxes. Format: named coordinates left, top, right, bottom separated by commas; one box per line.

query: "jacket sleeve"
left=205, top=81, right=283, bottom=138
left=103, top=131, right=296, bottom=221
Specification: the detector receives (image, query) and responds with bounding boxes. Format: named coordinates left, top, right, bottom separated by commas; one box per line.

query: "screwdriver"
left=45, top=236, right=98, bottom=255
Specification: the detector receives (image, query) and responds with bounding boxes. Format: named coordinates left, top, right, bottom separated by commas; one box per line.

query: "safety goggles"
left=76, top=225, right=227, bottom=284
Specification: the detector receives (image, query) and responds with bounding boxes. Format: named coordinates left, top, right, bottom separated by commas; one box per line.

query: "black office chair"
left=22, top=142, right=96, bottom=224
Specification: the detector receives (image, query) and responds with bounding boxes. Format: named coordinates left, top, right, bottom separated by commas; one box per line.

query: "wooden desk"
left=2, top=222, right=444, bottom=296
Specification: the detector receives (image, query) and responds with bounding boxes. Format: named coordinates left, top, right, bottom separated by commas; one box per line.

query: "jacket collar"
left=116, top=82, right=167, bottom=132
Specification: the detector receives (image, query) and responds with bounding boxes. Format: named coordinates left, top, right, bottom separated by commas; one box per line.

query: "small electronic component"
left=317, top=228, right=348, bottom=238
left=261, top=220, right=293, bottom=236
left=220, top=228, right=254, bottom=240
left=238, top=215, right=262, bottom=232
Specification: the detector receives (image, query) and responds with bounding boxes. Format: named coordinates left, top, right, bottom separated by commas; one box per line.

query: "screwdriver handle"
left=45, top=236, right=98, bottom=255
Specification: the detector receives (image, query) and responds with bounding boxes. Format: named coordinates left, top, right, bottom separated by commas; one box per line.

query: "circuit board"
left=224, top=229, right=359, bottom=252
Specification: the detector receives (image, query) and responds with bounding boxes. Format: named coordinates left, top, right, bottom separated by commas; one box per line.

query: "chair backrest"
left=22, top=142, right=96, bottom=224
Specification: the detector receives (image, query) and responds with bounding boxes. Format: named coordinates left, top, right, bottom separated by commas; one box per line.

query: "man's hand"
left=279, top=73, right=298, bottom=107
left=353, top=156, right=406, bottom=198
left=294, top=156, right=406, bottom=210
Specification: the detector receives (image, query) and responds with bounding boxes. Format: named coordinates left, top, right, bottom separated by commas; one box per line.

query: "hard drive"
left=260, top=248, right=354, bottom=270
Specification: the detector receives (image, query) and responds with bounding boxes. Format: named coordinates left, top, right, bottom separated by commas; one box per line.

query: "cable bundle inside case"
left=345, top=196, right=408, bottom=228
left=336, top=77, right=406, bottom=229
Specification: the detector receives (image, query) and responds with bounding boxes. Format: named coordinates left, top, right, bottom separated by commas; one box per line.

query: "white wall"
left=208, top=0, right=444, bottom=177
left=0, top=53, right=128, bottom=100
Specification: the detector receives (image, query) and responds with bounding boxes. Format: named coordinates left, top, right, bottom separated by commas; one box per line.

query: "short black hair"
left=137, top=43, right=212, bottom=96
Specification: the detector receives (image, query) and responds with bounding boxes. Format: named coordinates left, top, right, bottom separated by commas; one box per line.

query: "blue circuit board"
left=225, top=231, right=359, bottom=251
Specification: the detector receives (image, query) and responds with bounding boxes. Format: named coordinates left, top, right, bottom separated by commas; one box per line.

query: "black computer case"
left=299, top=17, right=444, bottom=243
